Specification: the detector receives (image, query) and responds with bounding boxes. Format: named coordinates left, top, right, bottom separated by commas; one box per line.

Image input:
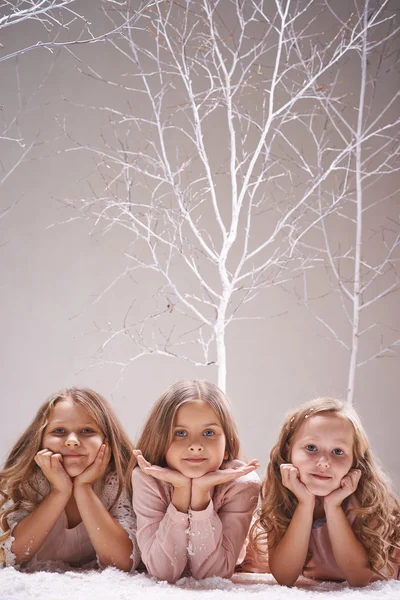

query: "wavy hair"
left=251, top=398, right=400, bottom=578
left=0, top=387, right=134, bottom=563
left=128, top=379, right=240, bottom=476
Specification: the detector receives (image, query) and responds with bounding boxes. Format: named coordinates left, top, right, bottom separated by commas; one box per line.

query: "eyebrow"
left=301, top=435, right=351, bottom=445
left=48, top=421, right=96, bottom=426
left=173, top=422, right=222, bottom=428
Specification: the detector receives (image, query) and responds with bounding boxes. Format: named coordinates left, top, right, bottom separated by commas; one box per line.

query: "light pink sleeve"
left=131, top=468, right=189, bottom=582
left=187, top=471, right=260, bottom=580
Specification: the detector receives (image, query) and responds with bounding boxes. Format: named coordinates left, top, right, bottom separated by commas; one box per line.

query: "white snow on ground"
left=0, top=569, right=399, bottom=600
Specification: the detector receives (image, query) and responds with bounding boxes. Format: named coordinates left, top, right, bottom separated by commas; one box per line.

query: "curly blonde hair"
left=251, top=398, right=400, bottom=579
left=0, top=387, right=134, bottom=564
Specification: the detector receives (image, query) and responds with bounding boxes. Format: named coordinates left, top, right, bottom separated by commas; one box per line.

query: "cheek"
left=290, top=450, right=305, bottom=467
left=208, top=437, right=226, bottom=456
left=91, top=436, right=104, bottom=452
left=41, top=434, right=57, bottom=450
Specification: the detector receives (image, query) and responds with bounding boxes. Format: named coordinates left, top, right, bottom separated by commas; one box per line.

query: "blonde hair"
left=251, top=397, right=400, bottom=579
left=0, top=387, right=134, bottom=562
left=130, top=379, right=240, bottom=471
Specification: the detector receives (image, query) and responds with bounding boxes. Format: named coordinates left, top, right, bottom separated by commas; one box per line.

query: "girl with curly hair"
left=247, top=398, right=400, bottom=587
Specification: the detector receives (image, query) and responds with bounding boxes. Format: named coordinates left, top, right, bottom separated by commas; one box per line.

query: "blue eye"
left=332, top=448, right=344, bottom=456
left=81, top=428, right=95, bottom=434
left=175, top=430, right=187, bottom=438
left=52, top=429, right=65, bottom=434
left=203, top=430, right=215, bottom=437
left=305, top=444, right=317, bottom=452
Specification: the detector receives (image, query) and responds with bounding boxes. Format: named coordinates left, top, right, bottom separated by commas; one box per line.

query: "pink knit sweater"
left=132, top=459, right=260, bottom=582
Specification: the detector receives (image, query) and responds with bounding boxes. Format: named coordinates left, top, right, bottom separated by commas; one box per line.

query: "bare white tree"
left=0, top=1, right=172, bottom=212
left=63, top=0, right=396, bottom=392
left=297, top=0, right=400, bottom=404
left=0, top=1, right=87, bottom=239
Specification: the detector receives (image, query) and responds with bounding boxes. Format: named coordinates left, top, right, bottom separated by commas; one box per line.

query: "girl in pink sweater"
left=246, top=398, right=400, bottom=586
left=131, top=379, right=260, bottom=582
left=0, top=387, right=139, bottom=572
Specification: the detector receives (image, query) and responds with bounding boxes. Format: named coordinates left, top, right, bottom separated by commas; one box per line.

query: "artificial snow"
left=0, top=569, right=399, bottom=600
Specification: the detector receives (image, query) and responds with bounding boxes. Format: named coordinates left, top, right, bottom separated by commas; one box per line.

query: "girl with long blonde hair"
left=0, top=387, right=139, bottom=572
left=130, top=379, right=260, bottom=583
left=248, top=398, right=400, bottom=586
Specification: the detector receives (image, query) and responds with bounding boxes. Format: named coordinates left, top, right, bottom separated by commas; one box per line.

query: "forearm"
left=325, top=505, right=371, bottom=587
left=171, top=484, right=191, bottom=513
left=269, top=501, right=314, bottom=586
left=189, top=480, right=260, bottom=580
left=138, top=505, right=190, bottom=582
left=190, top=483, right=211, bottom=511
left=74, top=484, right=133, bottom=572
left=12, top=490, right=69, bottom=563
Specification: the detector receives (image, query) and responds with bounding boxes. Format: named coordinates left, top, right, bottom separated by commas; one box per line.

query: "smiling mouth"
left=63, top=455, right=84, bottom=459
left=310, top=473, right=332, bottom=480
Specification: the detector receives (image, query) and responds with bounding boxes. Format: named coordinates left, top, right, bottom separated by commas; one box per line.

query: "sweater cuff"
left=166, top=501, right=190, bottom=525
left=188, top=499, right=214, bottom=521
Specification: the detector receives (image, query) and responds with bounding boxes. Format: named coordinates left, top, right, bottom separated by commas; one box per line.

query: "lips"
left=63, top=454, right=84, bottom=458
left=310, top=473, right=332, bottom=480
left=184, top=458, right=206, bottom=463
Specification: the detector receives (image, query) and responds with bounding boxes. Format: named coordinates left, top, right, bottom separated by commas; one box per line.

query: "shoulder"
left=94, top=470, right=124, bottom=506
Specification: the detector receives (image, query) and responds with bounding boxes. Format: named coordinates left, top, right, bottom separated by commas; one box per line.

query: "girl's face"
left=41, top=398, right=104, bottom=477
left=289, top=413, right=354, bottom=496
left=165, top=400, right=227, bottom=478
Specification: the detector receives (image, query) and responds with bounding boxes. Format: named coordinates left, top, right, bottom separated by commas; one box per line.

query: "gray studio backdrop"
left=1, top=1, right=399, bottom=491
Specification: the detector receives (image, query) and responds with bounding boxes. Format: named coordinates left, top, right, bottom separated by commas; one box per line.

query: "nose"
left=65, top=433, right=80, bottom=447
left=188, top=439, right=203, bottom=453
left=316, top=453, right=330, bottom=468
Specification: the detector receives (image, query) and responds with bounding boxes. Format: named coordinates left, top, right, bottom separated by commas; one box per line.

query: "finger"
left=97, top=444, right=108, bottom=466
left=104, top=443, right=112, bottom=464
left=280, top=464, right=294, bottom=477
left=341, top=474, right=353, bottom=489
left=36, top=450, right=53, bottom=461
left=221, top=468, right=252, bottom=481
left=136, top=454, right=152, bottom=469
left=101, top=444, right=112, bottom=469
left=133, top=449, right=143, bottom=459
left=51, top=453, right=63, bottom=467
left=240, top=464, right=258, bottom=474
left=38, top=451, right=54, bottom=469
left=280, top=465, right=291, bottom=483
left=142, top=466, right=170, bottom=482
left=351, top=468, right=362, bottom=480
left=347, top=469, right=361, bottom=489
left=137, top=458, right=152, bottom=473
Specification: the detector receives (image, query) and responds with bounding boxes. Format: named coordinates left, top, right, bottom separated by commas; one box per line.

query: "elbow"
left=118, top=558, right=134, bottom=573
left=145, top=561, right=183, bottom=584
left=98, top=554, right=133, bottom=573
left=150, top=570, right=180, bottom=584
left=193, top=569, right=233, bottom=581
left=347, top=572, right=372, bottom=588
left=269, top=564, right=299, bottom=587
left=273, top=574, right=298, bottom=587
left=192, top=560, right=236, bottom=581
